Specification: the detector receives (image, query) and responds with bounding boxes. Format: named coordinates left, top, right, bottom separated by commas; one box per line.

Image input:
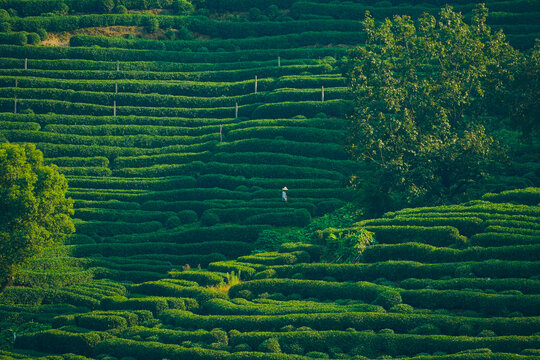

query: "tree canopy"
left=342, top=5, right=533, bottom=215
left=0, top=143, right=74, bottom=292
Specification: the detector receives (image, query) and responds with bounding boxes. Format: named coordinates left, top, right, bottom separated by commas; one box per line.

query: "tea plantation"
left=0, top=0, right=539, bottom=359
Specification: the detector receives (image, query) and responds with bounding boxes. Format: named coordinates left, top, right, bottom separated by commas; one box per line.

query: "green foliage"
left=258, top=337, right=281, bottom=353
left=200, top=211, right=219, bottom=226
left=27, top=32, right=40, bottom=45
left=174, top=0, right=194, bottom=15
left=115, top=5, right=128, bottom=14
left=0, top=143, right=74, bottom=292
left=343, top=5, right=521, bottom=214
left=146, top=17, right=159, bottom=33
left=98, top=0, right=115, bottom=13
left=314, top=227, right=373, bottom=263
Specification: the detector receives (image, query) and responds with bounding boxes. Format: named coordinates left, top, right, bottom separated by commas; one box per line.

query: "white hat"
left=282, top=187, right=288, bottom=191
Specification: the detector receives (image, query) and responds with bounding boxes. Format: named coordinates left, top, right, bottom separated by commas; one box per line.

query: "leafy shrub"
left=115, top=5, right=128, bottom=14
left=258, top=337, right=281, bottom=353
left=389, top=304, right=413, bottom=313
left=36, top=28, right=48, bottom=41
left=174, top=0, right=194, bottom=15
left=374, top=290, right=402, bottom=310
left=201, top=211, right=220, bottom=226
left=146, top=17, right=159, bottom=33
left=166, top=216, right=181, bottom=229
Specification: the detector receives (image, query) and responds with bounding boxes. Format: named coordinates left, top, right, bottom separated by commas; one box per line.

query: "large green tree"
left=0, top=143, right=74, bottom=292
left=342, top=5, right=521, bottom=215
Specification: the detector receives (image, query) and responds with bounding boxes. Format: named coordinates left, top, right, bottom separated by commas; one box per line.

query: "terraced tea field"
left=0, top=0, right=539, bottom=359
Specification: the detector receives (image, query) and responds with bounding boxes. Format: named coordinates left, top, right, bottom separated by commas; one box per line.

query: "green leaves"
left=343, top=5, right=520, bottom=214
left=0, top=143, right=74, bottom=291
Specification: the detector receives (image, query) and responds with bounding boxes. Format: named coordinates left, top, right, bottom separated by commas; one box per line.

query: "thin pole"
left=113, top=100, right=116, bottom=116
left=278, top=56, right=281, bottom=67
left=24, top=58, right=27, bottom=70
left=219, top=125, right=223, bottom=142
left=116, top=60, right=119, bottom=71
left=235, top=102, right=238, bottom=119
left=115, top=81, right=118, bottom=93
left=15, top=77, right=18, bottom=88
left=321, top=86, right=325, bottom=102
left=254, top=75, right=258, bottom=94
left=14, top=97, right=17, bottom=113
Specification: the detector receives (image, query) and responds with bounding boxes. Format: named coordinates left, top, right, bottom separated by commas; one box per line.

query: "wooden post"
left=219, top=124, right=223, bottom=142
left=24, top=58, right=27, bottom=70
left=113, top=100, right=116, bottom=117
left=278, top=56, right=281, bottom=67
left=321, top=86, right=325, bottom=102
left=254, top=75, right=258, bottom=94
left=235, top=102, right=238, bottom=119
left=116, top=60, right=119, bottom=71
left=115, top=81, right=118, bottom=94
left=14, top=97, right=17, bottom=114
left=14, top=78, right=18, bottom=88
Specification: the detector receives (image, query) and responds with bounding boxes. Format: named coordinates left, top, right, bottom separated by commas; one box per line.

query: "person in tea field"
left=282, top=187, right=288, bottom=202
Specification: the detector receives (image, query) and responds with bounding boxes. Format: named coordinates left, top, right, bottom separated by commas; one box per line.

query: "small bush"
left=374, top=290, right=402, bottom=310
left=389, top=303, right=413, bottom=313
left=166, top=216, right=181, bottom=229
left=115, top=5, right=128, bottom=14
left=0, top=22, right=10, bottom=32
left=146, top=17, right=159, bottom=33
left=177, top=210, right=198, bottom=224
left=477, top=329, right=497, bottom=337
left=36, top=28, right=48, bottom=41
left=98, top=0, right=114, bottom=13
left=258, top=338, right=281, bottom=353
left=174, top=0, right=194, bottom=15
left=410, top=324, right=441, bottom=335
left=201, top=211, right=219, bottom=226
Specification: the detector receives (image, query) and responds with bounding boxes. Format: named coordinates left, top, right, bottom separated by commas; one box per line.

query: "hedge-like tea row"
left=0, top=44, right=347, bottom=63
left=44, top=124, right=221, bottom=138
left=237, top=251, right=309, bottom=266
left=364, top=225, right=466, bottom=247
left=217, top=139, right=348, bottom=159
left=101, top=296, right=197, bottom=315
left=69, top=31, right=364, bottom=52
left=400, top=278, right=540, bottom=294
left=0, top=56, right=316, bottom=72
left=225, top=126, right=345, bottom=144
left=360, top=216, right=485, bottom=237
left=71, top=241, right=254, bottom=259
left=74, top=220, right=162, bottom=236
left=469, top=233, right=540, bottom=247
left=0, top=63, right=329, bottom=82
left=159, top=309, right=540, bottom=335
left=2, top=129, right=219, bottom=148
left=46, top=156, right=109, bottom=167
left=244, top=209, right=312, bottom=227
left=120, top=326, right=225, bottom=347
left=129, top=280, right=226, bottom=304
left=75, top=208, right=177, bottom=224
left=401, top=288, right=540, bottom=316
left=15, top=329, right=101, bottom=356
left=229, top=279, right=386, bottom=303
left=68, top=176, right=197, bottom=191
left=270, top=260, right=540, bottom=282
left=385, top=202, right=540, bottom=218
left=229, top=330, right=540, bottom=357
left=482, top=187, right=540, bottom=205
left=201, top=298, right=384, bottom=316
left=362, top=243, right=540, bottom=263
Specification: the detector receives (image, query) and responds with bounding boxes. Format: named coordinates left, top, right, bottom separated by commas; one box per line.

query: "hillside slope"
left=0, top=0, right=539, bottom=359
left=1, top=187, right=539, bottom=359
